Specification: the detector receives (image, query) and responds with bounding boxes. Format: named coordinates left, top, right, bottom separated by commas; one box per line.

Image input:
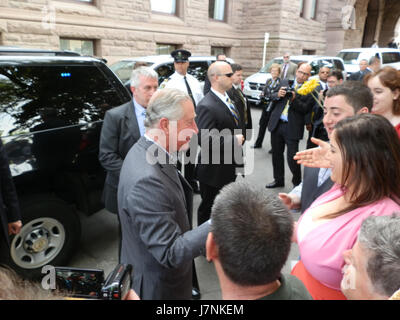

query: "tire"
left=9, top=195, right=81, bottom=279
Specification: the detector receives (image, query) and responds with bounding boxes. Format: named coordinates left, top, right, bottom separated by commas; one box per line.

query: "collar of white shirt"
left=211, top=88, right=230, bottom=107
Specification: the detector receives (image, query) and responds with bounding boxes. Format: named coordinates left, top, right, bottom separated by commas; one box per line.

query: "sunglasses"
left=218, top=72, right=234, bottom=78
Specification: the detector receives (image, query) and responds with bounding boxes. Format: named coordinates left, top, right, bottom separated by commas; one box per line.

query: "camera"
left=284, top=79, right=295, bottom=98
left=55, top=264, right=132, bottom=300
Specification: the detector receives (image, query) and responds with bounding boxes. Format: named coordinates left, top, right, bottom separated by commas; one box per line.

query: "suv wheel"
left=9, top=195, right=81, bottom=279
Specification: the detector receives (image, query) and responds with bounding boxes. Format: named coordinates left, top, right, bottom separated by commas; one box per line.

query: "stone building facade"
left=0, top=0, right=399, bottom=75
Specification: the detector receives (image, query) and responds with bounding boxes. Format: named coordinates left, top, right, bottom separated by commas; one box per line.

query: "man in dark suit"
left=203, top=54, right=228, bottom=95
left=196, top=61, right=245, bottom=226
left=0, top=140, right=22, bottom=266
left=266, top=63, right=315, bottom=188
left=99, top=67, right=158, bottom=215
left=227, top=63, right=252, bottom=140
left=99, top=67, right=158, bottom=265
left=349, top=59, right=370, bottom=81
left=118, top=88, right=210, bottom=300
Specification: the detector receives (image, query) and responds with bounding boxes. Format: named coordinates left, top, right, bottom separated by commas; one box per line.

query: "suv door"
left=0, top=58, right=131, bottom=277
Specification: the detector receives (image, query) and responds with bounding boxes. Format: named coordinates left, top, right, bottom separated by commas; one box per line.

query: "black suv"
left=0, top=52, right=131, bottom=277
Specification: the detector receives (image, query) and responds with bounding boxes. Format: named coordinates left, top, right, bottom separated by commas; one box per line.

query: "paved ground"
left=68, top=105, right=306, bottom=299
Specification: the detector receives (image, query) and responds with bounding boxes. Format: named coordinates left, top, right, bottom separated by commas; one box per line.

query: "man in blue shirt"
left=99, top=67, right=158, bottom=261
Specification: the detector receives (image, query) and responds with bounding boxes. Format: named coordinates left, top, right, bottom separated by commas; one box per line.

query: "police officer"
left=160, top=49, right=203, bottom=300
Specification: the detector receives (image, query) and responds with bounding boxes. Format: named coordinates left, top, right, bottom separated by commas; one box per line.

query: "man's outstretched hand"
left=294, top=137, right=330, bottom=168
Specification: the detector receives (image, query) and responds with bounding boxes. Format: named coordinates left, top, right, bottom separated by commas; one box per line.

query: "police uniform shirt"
left=160, top=72, right=204, bottom=106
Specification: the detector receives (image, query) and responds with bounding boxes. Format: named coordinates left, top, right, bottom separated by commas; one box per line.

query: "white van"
left=243, top=55, right=346, bottom=105
left=337, top=48, right=400, bottom=78
left=110, top=55, right=234, bottom=91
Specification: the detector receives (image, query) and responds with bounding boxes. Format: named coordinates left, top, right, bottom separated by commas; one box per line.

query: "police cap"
left=171, top=49, right=191, bottom=63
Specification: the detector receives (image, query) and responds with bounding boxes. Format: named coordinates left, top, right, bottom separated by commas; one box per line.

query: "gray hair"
left=130, top=66, right=158, bottom=88
left=144, top=88, right=190, bottom=129
left=358, top=213, right=400, bottom=297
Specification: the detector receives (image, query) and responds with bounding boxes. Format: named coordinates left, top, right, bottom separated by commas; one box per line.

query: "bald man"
left=195, top=61, right=245, bottom=226
left=266, top=63, right=316, bottom=188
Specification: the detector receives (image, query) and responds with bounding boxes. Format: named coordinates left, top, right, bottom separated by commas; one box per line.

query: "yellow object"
left=297, top=78, right=319, bottom=96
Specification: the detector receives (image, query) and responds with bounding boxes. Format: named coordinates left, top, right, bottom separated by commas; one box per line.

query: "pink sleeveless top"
left=295, top=184, right=400, bottom=290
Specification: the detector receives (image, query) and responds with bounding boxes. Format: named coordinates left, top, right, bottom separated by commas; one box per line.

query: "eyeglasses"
left=297, top=70, right=311, bottom=77
left=218, top=72, right=234, bottom=78
left=283, top=56, right=290, bottom=58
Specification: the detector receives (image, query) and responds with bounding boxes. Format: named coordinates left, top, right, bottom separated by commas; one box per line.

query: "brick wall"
left=1, top=0, right=396, bottom=77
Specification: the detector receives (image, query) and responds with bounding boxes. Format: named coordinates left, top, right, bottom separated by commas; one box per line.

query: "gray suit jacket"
left=280, top=61, right=298, bottom=80
left=118, top=137, right=210, bottom=300
left=99, top=100, right=141, bottom=213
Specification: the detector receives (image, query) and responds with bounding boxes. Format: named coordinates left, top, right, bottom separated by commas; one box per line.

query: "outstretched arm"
left=294, top=137, right=330, bottom=168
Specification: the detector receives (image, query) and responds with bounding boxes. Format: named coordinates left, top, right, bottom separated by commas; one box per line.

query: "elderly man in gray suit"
left=118, top=88, right=210, bottom=300
left=99, top=67, right=158, bottom=215
left=280, top=53, right=298, bottom=80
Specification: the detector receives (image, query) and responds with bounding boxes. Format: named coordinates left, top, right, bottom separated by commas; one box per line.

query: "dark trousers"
left=197, top=183, right=221, bottom=226
left=270, top=121, right=301, bottom=186
left=254, top=108, right=271, bottom=147
left=0, top=234, right=11, bottom=267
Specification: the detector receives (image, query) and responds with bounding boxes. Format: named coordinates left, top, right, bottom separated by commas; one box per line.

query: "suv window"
left=110, top=60, right=152, bottom=83
left=333, top=59, right=344, bottom=71
left=0, top=64, right=127, bottom=136
left=188, top=61, right=211, bottom=82
left=154, top=63, right=175, bottom=84
left=382, top=52, right=400, bottom=64
left=337, top=52, right=360, bottom=64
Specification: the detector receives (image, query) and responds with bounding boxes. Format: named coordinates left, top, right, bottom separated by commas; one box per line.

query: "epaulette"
left=159, top=78, right=170, bottom=89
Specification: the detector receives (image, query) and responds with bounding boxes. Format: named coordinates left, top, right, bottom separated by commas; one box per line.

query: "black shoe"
left=265, top=181, right=284, bottom=188
left=190, top=182, right=200, bottom=194
left=192, top=287, right=201, bottom=300
left=251, top=144, right=262, bottom=149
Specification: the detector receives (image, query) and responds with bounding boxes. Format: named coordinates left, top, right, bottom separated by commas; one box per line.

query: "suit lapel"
left=139, top=138, right=190, bottom=213
left=125, top=100, right=141, bottom=140
left=210, top=91, right=241, bottom=128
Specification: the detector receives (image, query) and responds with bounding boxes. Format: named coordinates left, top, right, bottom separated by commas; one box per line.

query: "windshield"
left=110, top=60, right=153, bottom=82
left=337, top=52, right=360, bottom=64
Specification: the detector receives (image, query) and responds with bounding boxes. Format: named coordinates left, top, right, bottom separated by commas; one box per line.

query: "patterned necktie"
left=236, top=88, right=248, bottom=125
left=183, top=76, right=196, bottom=108
left=226, top=97, right=240, bottom=125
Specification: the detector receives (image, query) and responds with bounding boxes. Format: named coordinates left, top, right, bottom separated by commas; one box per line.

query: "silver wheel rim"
left=10, top=217, right=66, bottom=269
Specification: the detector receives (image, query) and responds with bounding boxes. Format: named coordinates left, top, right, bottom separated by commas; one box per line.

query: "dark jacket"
left=99, top=100, right=141, bottom=214
left=227, top=86, right=253, bottom=140
left=195, top=91, right=244, bottom=189
left=268, top=79, right=315, bottom=140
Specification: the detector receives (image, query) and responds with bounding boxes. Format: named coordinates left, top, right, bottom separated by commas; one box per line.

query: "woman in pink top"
left=364, top=67, right=400, bottom=138
left=291, top=114, right=400, bottom=300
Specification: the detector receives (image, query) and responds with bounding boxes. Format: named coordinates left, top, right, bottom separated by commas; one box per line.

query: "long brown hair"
left=364, top=66, right=400, bottom=115
left=327, top=113, right=400, bottom=219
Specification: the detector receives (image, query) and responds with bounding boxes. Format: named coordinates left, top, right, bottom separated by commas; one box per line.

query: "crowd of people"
left=1, top=49, right=400, bottom=301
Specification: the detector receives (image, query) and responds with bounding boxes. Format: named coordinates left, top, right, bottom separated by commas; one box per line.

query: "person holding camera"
left=252, top=63, right=282, bottom=149
left=266, top=62, right=315, bottom=189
